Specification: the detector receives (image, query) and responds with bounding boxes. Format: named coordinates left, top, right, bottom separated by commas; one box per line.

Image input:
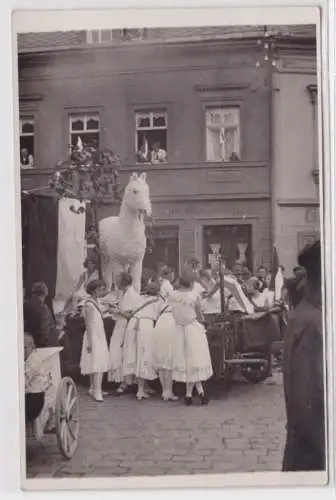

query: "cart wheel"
left=241, top=354, right=271, bottom=384
left=55, top=377, right=79, bottom=459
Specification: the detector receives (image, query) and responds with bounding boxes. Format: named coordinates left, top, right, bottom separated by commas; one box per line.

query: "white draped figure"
left=99, top=172, right=152, bottom=294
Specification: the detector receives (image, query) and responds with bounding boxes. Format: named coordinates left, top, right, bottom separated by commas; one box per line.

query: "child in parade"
left=122, top=279, right=162, bottom=400
left=154, top=267, right=179, bottom=401
left=108, top=272, right=141, bottom=394
left=170, top=272, right=213, bottom=406
left=80, top=279, right=110, bottom=402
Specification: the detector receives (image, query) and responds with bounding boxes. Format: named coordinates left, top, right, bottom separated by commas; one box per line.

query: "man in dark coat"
left=282, top=240, right=325, bottom=471
left=284, top=266, right=307, bottom=310
left=23, top=282, right=58, bottom=348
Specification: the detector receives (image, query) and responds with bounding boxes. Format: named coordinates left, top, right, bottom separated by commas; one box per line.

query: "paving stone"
left=26, top=379, right=286, bottom=479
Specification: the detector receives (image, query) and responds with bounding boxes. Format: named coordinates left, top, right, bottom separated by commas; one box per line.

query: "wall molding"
left=277, top=198, right=319, bottom=207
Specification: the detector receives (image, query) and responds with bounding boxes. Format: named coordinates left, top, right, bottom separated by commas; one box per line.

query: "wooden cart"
left=26, top=347, right=79, bottom=459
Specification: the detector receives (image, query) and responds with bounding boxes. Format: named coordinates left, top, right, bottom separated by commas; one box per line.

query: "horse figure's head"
left=123, top=172, right=152, bottom=219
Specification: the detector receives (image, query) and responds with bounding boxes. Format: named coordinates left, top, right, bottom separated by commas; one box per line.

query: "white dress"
left=108, top=286, right=141, bottom=382
left=170, top=289, right=213, bottom=383
left=153, top=280, right=178, bottom=371
left=80, top=297, right=110, bottom=375
left=122, top=295, right=161, bottom=380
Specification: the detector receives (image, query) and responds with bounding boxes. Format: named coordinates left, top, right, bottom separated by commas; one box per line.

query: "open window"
left=205, top=107, right=241, bottom=162
left=69, top=114, right=100, bottom=149
left=20, top=116, right=35, bottom=168
left=135, top=110, right=168, bottom=164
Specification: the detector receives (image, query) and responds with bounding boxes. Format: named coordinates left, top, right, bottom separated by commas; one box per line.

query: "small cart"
left=26, top=347, right=80, bottom=459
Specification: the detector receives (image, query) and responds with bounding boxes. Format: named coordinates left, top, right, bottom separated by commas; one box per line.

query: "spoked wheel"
left=241, top=353, right=272, bottom=384
left=55, top=377, right=79, bottom=459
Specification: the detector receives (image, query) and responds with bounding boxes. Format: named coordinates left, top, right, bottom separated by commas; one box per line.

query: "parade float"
left=22, top=137, right=285, bottom=390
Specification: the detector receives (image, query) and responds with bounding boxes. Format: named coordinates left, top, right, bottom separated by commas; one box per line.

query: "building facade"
left=272, top=36, right=319, bottom=275
left=18, top=26, right=317, bottom=276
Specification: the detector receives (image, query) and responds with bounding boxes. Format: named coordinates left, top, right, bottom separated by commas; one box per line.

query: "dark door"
left=143, top=226, right=179, bottom=273
left=203, top=224, right=252, bottom=271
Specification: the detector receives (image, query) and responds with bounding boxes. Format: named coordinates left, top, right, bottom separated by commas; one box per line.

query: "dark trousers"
left=25, top=392, right=45, bottom=423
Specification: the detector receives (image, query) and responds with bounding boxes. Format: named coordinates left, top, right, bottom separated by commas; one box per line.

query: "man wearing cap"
left=282, top=240, right=325, bottom=471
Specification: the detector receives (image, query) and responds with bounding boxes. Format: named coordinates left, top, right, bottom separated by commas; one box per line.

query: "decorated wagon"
left=204, top=254, right=285, bottom=389
left=26, top=347, right=80, bottom=459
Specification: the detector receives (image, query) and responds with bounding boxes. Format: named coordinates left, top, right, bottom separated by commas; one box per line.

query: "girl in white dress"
left=80, top=279, right=110, bottom=402
left=154, top=267, right=179, bottom=401
left=170, top=272, right=213, bottom=406
left=122, top=281, right=162, bottom=400
left=63, top=256, right=99, bottom=316
left=108, top=272, right=141, bottom=393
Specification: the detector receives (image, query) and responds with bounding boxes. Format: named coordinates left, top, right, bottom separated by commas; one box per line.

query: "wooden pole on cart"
left=92, top=200, right=103, bottom=280
left=218, top=254, right=225, bottom=314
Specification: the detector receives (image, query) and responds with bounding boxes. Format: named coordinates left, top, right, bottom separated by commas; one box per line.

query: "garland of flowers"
left=48, top=139, right=122, bottom=277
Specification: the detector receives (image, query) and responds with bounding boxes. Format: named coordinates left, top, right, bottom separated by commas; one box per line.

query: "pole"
left=219, top=254, right=225, bottom=314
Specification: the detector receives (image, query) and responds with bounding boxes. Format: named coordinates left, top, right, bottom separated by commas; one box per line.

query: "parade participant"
left=24, top=282, right=58, bottom=348
left=154, top=266, right=179, bottom=401
left=199, top=268, right=221, bottom=314
left=122, top=280, right=162, bottom=401
left=170, top=272, right=213, bottom=406
left=282, top=240, right=325, bottom=471
left=63, top=256, right=99, bottom=316
left=108, top=272, right=141, bottom=394
left=80, top=279, right=110, bottom=402
left=24, top=333, right=46, bottom=423
left=256, top=265, right=268, bottom=292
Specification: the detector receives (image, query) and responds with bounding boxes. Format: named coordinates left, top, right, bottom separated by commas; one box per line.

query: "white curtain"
left=53, top=198, right=87, bottom=314
left=206, top=108, right=240, bottom=162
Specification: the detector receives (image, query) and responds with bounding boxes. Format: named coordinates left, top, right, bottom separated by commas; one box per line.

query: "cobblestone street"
left=26, top=369, right=286, bottom=479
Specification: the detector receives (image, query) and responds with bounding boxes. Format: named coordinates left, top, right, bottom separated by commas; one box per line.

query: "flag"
left=269, top=244, right=284, bottom=301
left=219, top=127, right=226, bottom=161
left=143, top=135, right=148, bottom=160
left=77, top=136, right=84, bottom=152
left=23, top=195, right=87, bottom=315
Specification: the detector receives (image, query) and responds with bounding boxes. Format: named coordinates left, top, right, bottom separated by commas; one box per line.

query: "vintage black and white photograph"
left=14, top=8, right=328, bottom=489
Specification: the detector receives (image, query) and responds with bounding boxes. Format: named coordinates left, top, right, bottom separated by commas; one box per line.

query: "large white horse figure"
left=99, top=172, right=152, bottom=293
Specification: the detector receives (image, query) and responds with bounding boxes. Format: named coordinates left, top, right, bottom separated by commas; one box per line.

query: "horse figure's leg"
left=131, top=259, right=143, bottom=294
left=100, top=252, right=113, bottom=291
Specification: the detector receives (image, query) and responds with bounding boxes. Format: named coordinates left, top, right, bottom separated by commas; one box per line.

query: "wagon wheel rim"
left=55, top=377, right=79, bottom=459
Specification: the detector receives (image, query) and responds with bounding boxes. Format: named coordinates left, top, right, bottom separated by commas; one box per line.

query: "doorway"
left=203, top=224, right=252, bottom=271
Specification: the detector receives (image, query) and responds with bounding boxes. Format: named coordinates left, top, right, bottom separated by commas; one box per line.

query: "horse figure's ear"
left=130, top=172, right=138, bottom=181
left=140, top=172, right=147, bottom=181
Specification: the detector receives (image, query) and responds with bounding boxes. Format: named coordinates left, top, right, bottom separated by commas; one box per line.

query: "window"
left=203, top=224, right=252, bottom=271
left=69, top=114, right=100, bottom=148
left=205, top=107, right=241, bottom=162
left=20, top=116, right=35, bottom=168
left=86, top=30, right=113, bottom=44
left=135, top=110, right=168, bottom=164
left=122, top=28, right=146, bottom=40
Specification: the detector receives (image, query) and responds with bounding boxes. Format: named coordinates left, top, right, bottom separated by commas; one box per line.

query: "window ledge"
left=20, top=160, right=267, bottom=176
